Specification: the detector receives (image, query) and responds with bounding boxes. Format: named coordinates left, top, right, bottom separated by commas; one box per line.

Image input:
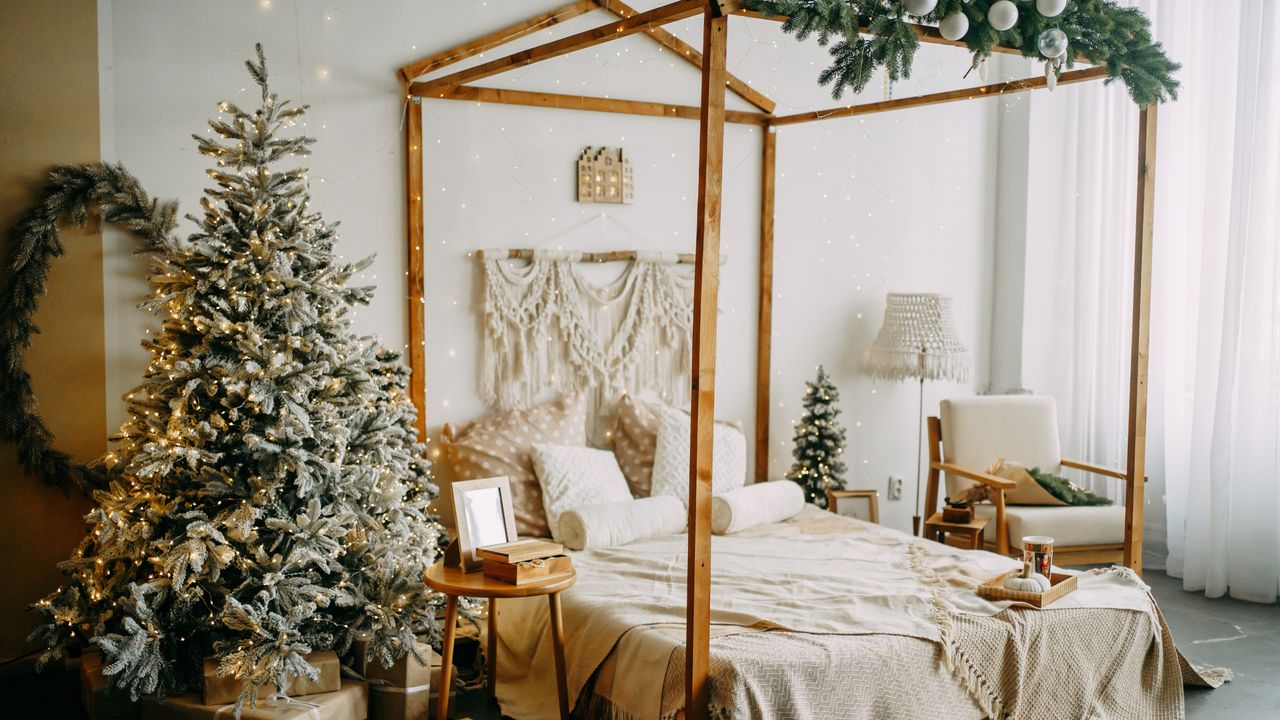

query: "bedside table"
left=924, top=513, right=990, bottom=550
left=425, top=562, right=576, bottom=720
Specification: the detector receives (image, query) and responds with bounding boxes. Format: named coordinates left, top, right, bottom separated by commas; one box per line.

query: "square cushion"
left=940, top=396, right=1061, bottom=499
left=613, top=394, right=741, bottom=498
left=650, top=406, right=747, bottom=505
left=446, top=394, right=586, bottom=537
left=975, top=503, right=1127, bottom=548
left=531, top=444, right=633, bottom=542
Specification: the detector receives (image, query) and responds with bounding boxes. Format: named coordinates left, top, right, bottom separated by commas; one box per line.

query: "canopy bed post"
left=1124, top=106, right=1158, bottom=573
left=405, top=95, right=426, bottom=443
left=687, top=3, right=731, bottom=718
left=754, top=126, right=776, bottom=484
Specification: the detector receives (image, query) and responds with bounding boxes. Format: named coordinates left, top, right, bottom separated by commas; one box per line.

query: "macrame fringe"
left=906, top=543, right=1006, bottom=720
left=481, top=253, right=692, bottom=440
left=864, top=350, right=972, bottom=384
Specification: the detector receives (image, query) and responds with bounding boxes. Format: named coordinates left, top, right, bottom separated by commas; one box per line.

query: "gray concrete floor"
left=1147, top=570, right=1280, bottom=719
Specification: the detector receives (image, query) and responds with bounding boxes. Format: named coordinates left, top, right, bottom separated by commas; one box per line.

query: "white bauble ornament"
left=1036, top=0, right=1069, bottom=18
left=1038, top=27, right=1069, bottom=58
left=987, top=0, right=1019, bottom=31
left=902, top=0, right=938, bottom=16
left=939, top=11, right=970, bottom=41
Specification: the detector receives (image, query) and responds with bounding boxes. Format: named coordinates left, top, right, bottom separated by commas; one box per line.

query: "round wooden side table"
left=425, top=562, right=577, bottom=720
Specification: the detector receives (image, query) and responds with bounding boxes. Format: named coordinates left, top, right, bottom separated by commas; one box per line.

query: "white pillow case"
left=531, top=443, right=634, bottom=542
left=711, top=479, right=804, bottom=535
left=558, top=496, right=687, bottom=550
left=650, top=406, right=747, bottom=505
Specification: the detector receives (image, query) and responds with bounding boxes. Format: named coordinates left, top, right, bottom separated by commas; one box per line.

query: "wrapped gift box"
left=352, top=637, right=444, bottom=720
left=351, top=637, right=434, bottom=688
left=142, top=680, right=367, bottom=720
left=203, top=651, right=341, bottom=706
left=80, top=650, right=142, bottom=720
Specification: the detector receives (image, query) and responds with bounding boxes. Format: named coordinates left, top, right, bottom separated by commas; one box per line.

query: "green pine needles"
left=744, top=0, right=1180, bottom=106
left=29, top=46, right=444, bottom=710
left=787, top=366, right=849, bottom=507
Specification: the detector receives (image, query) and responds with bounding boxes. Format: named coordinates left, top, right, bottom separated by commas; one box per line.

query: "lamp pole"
left=912, top=347, right=926, bottom=536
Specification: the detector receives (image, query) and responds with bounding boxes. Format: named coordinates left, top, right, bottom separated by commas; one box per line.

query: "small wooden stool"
left=924, top=513, right=990, bottom=550
left=425, top=562, right=576, bottom=720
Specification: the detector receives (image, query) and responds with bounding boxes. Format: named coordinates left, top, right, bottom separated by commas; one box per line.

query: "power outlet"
left=888, top=475, right=904, bottom=501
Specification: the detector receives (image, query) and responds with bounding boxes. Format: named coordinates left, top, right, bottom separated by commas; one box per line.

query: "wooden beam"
left=414, top=84, right=769, bottom=125
left=595, top=0, right=776, bottom=113
left=770, top=66, right=1110, bottom=126
left=410, top=0, right=706, bottom=96
left=686, top=8, right=728, bottom=720
left=734, top=7, right=1089, bottom=62
left=1124, top=106, right=1157, bottom=573
left=398, top=0, right=598, bottom=82
left=405, top=97, right=426, bottom=444
left=753, top=127, right=776, bottom=484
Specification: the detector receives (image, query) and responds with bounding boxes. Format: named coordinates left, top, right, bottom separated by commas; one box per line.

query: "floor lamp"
left=866, top=293, right=971, bottom=536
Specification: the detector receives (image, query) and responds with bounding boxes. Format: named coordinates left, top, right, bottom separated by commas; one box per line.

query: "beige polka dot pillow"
left=445, top=394, right=587, bottom=538
left=613, top=394, right=743, bottom=498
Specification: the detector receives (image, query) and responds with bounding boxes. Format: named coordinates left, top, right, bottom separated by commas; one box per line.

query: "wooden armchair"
left=923, top=396, right=1128, bottom=565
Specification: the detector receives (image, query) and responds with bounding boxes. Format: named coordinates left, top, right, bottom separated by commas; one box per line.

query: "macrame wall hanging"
left=480, top=249, right=693, bottom=438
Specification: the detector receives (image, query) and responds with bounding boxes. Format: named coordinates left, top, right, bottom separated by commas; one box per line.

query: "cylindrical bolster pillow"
left=559, top=495, right=687, bottom=551
left=711, top=480, right=805, bottom=535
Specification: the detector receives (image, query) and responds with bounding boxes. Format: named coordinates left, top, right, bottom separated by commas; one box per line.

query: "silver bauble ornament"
left=939, top=11, right=970, bottom=41
left=987, top=0, right=1019, bottom=31
left=1038, top=27, right=1069, bottom=58
left=901, top=0, right=938, bottom=16
left=1036, top=0, right=1069, bottom=18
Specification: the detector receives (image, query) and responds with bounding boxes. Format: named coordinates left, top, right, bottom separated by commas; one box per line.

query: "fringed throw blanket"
left=480, top=250, right=692, bottom=437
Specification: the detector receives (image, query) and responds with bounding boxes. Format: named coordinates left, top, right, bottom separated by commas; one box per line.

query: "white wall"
left=101, top=1, right=1002, bottom=533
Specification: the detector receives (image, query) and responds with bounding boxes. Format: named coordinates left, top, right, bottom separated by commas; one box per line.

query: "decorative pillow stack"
left=531, top=444, right=633, bottom=542
left=445, top=394, right=587, bottom=537
left=649, top=405, right=747, bottom=504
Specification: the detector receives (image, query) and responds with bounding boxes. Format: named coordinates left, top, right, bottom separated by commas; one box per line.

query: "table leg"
left=438, top=595, right=458, bottom=720
left=548, top=592, right=570, bottom=720
left=487, top=598, right=498, bottom=700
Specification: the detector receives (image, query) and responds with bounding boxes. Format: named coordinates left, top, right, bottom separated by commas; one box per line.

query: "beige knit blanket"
left=491, top=508, right=1226, bottom=720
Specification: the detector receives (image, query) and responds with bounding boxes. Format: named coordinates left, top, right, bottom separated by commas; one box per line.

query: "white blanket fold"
left=558, top=495, right=687, bottom=550
left=711, top=480, right=804, bottom=534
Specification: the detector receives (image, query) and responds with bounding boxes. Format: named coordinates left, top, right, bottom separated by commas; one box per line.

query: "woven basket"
left=976, top=571, right=1078, bottom=608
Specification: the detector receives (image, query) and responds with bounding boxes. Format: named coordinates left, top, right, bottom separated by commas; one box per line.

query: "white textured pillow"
left=531, top=444, right=633, bottom=542
left=558, top=496, right=687, bottom=550
left=711, top=480, right=804, bottom=534
left=650, top=406, right=747, bottom=505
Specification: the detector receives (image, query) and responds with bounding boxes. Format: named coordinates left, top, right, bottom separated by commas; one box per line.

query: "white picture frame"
left=451, top=476, right=519, bottom=572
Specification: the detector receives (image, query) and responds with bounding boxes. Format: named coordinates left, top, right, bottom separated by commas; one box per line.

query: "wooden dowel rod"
left=398, top=0, right=598, bottom=82
left=410, top=0, right=706, bottom=96
left=414, top=84, right=769, bottom=126
left=770, top=66, right=1110, bottom=126
left=474, top=248, right=728, bottom=265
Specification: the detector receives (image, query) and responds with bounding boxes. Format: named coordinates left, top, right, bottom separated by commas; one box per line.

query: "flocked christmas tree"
left=787, top=366, right=848, bottom=507
left=29, top=46, right=444, bottom=707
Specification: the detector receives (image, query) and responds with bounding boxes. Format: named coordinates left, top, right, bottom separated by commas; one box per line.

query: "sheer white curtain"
left=1027, top=0, right=1279, bottom=602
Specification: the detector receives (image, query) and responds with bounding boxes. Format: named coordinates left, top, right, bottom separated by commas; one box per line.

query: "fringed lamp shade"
left=866, top=293, right=971, bottom=383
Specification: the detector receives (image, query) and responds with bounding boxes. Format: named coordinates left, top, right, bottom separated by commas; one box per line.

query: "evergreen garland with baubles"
left=786, top=366, right=849, bottom=507
left=28, top=46, right=445, bottom=709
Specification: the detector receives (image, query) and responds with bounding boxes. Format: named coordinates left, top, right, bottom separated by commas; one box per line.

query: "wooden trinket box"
left=976, top=571, right=1078, bottom=608
left=482, top=554, right=573, bottom=586
left=942, top=504, right=973, bottom=523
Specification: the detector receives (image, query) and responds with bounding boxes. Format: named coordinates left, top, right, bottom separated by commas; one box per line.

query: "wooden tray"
left=976, top=571, right=1078, bottom=608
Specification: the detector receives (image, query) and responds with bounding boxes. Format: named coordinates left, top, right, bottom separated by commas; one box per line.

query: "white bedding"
left=489, top=506, right=1194, bottom=720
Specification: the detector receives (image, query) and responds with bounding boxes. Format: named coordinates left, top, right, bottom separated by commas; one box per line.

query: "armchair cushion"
left=975, top=504, right=1126, bottom=547
left=940, top=396, right=1061, bottom=498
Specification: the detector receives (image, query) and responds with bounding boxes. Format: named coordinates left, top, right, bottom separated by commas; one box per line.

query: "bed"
left=488, top=507, right=1224, bottom=720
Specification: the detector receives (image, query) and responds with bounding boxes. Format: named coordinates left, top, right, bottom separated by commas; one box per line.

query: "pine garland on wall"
left=27, top=46, right=444, bottom=709
left=787, top=366, right=849, bottom=507
left=744, top=0, right=1180, bottom=105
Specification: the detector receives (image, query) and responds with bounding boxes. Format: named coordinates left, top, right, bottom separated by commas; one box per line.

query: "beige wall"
left=0, top=0, right=104, bottom=660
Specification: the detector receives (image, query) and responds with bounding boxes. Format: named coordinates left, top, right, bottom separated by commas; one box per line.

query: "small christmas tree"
left=30, top=46, right=444, bottom=707
left=787, top=366, right=848, bottom=507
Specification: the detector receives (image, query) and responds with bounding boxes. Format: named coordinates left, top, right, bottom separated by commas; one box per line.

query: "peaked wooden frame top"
left=400, top=3, right=1157, bottom=719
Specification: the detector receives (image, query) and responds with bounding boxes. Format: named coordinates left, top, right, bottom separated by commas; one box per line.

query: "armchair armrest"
left=1060, top=458, right=1130, bottom=481
left=929, top=461, right=1017, bottom=490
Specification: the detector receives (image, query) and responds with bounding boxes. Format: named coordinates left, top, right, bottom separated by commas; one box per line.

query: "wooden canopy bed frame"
left=396, top=1, right=1158, bottom=717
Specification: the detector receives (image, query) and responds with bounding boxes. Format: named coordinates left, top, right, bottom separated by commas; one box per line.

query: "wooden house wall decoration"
left=577, top=146, right=634, bottom=204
